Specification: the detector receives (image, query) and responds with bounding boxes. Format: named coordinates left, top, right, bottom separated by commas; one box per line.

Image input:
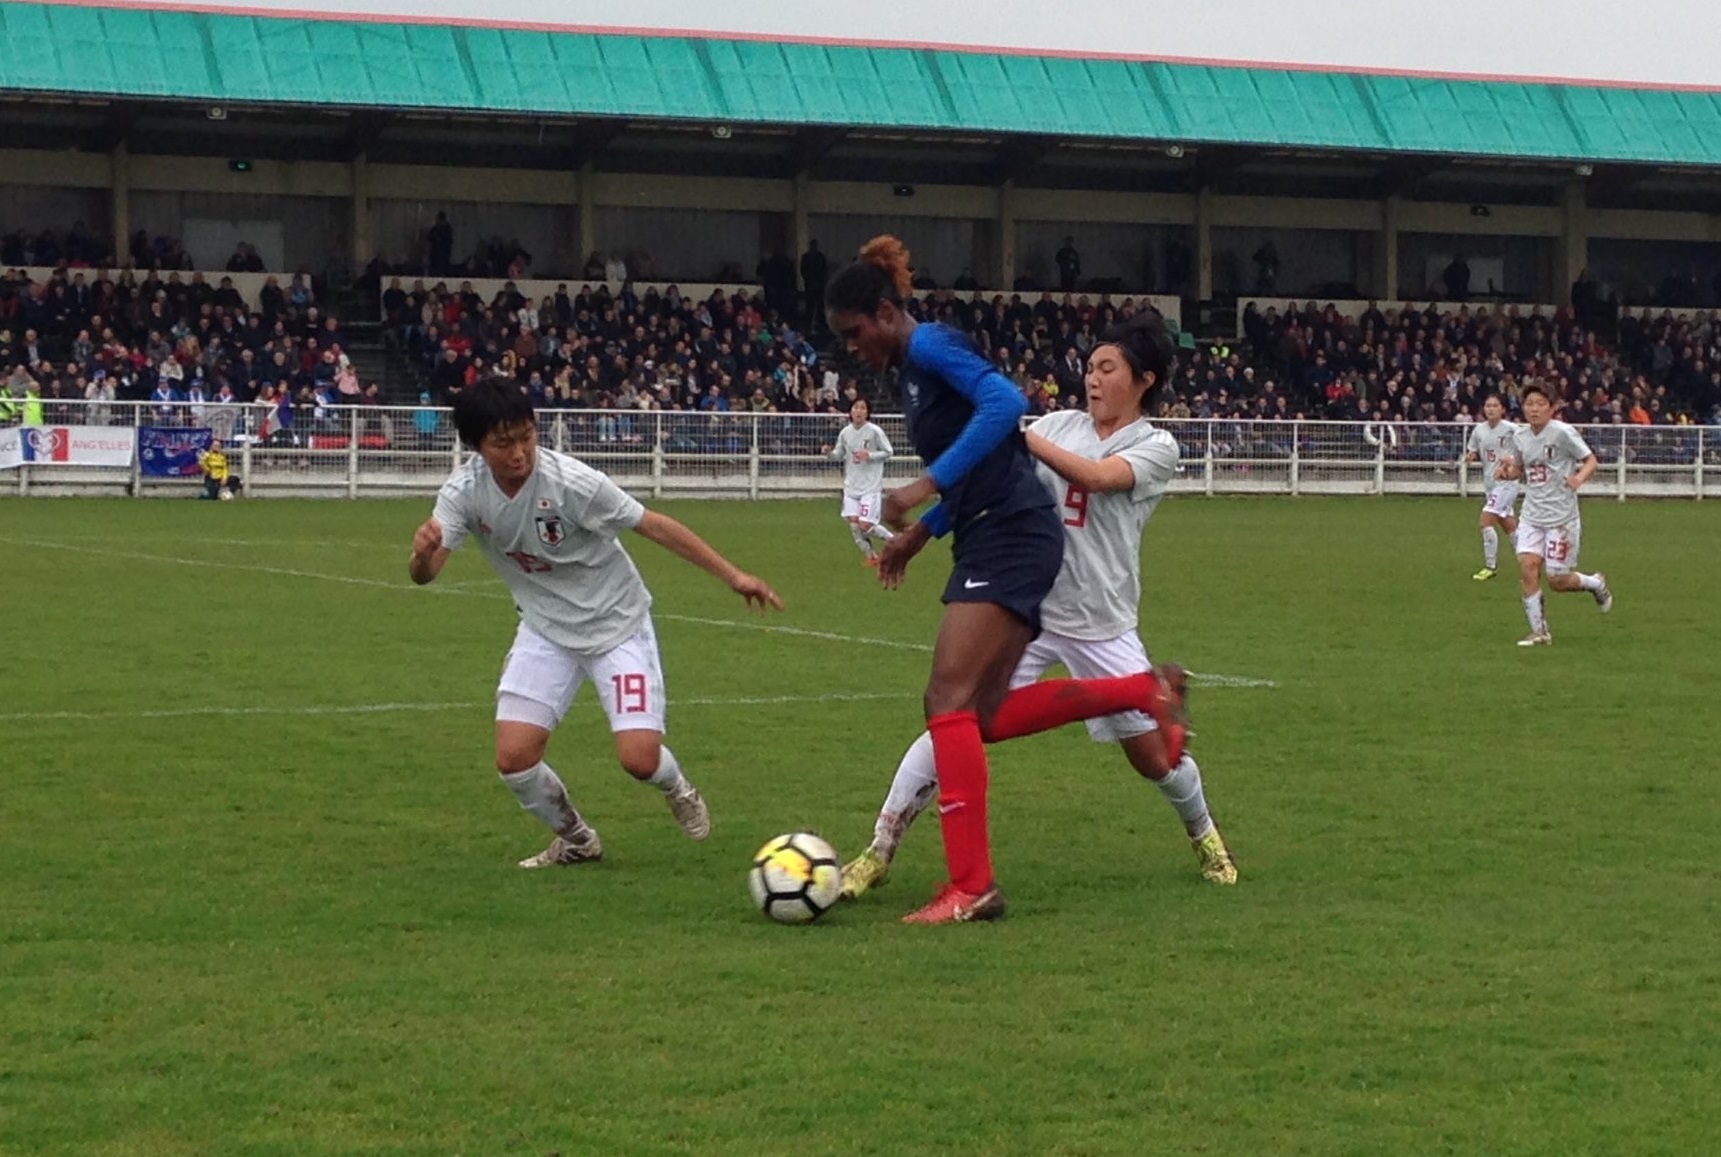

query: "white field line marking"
left=30, top=534, right=396, bottom=550
left=0, top=691, right=919, bottom=724
left=2, top=538, right=1275, bottom=688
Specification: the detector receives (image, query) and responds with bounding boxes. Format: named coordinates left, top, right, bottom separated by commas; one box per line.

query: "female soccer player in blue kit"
left=824, top=236, right=1185, bottom=924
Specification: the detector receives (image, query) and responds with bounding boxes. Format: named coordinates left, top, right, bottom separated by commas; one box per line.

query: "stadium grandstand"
left=2, top=0, right=1720, bottom=491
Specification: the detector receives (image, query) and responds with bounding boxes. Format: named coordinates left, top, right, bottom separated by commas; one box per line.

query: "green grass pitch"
left=3, top=495, right=1718, bottom=1156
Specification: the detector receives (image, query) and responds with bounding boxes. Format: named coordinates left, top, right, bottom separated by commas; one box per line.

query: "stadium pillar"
left=793, top=173, right=811, bottom=268
left=579, top=162, right=597, bottom=270
left=997, top=180, right=1017, bottom=288
left=109, top=142, right=129, bottom=262
left=1376, top=194, right=1401, bottom=299
left=351, top=152, right=371, bottom=267
left=1556, top=180, right=1589, bottom=305
left=1194, top=186, right=1213, bottom=302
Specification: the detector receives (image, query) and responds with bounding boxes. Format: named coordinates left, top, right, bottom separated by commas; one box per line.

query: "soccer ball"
left=218, top=487, right=234, bottom=501
left=748, top=833, right=842, bottom=924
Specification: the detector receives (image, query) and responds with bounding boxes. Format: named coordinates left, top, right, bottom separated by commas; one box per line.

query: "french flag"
left=22, top=428, right=70, bottom=462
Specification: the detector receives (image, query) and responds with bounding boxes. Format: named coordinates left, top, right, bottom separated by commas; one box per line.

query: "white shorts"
left=495, top=617, right=667, bottom=734
left=1009, top=629, right=1155, bottom=743
left=1482, top=483, right=1520, bottom=519
left=841, top=491, right=882, bottom=523
left=1516, top=518, right=1581, bottom=573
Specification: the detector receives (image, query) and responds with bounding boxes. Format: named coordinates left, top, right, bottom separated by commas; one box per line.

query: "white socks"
left=1154, top=753, right=1215, bottom=839
left=1523, top=592, right=1546, bottom=633
left=848, top=522, right=873, bottom=555
left=866, top=729, right=1220, bottom=856
left=867, top=523, right=895, bottom=543
left=1482, top=526, right=1499, bottom=569
left=645, top=746, right=686, bottom=793
left=1576, top=572, right=1603, bottom=592
left=871, top=731, right=938, bottom=857
left=502, top=761, right=591, bottom=839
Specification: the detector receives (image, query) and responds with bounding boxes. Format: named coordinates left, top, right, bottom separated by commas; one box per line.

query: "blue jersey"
left=898, top=324, right=1050, bottom=537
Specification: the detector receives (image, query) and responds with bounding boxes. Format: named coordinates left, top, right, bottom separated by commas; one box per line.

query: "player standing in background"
left=408, top=377, right=782, bottom=867
left=826, top=235, right=1184, bottom=925
left=839, top=314, right=1235, bottom=902
left=1494, top=381, right=1612, bottom=646
left=1462, top=393, right=1520, bottom=580
left=823, top=398, right=895, bottom=565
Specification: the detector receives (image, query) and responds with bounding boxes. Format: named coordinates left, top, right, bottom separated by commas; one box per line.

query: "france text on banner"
left=139, top=427, right=213, bottom=477
left=3, top=426, right=138, bottom=468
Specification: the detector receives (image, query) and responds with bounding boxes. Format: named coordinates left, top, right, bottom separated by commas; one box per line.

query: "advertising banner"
left=0, top=425, right=137, bottom=469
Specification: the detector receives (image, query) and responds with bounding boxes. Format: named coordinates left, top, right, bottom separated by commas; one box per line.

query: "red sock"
left=983, top=673, right=1167, bottom=742
left=927, top=711, right=993, bottom=894
left=1162, top=722, right=1187, bottom=769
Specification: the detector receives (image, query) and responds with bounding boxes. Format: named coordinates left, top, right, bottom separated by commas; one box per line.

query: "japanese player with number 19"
left=408, top=377, right=782, bottom=868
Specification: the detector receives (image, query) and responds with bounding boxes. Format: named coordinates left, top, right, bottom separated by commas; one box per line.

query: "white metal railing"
left=2, top=400, right=1712, bottom=501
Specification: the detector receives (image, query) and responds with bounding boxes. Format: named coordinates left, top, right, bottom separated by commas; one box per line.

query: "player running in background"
left=823, top=398, right=895, bottom=565
left=826, top=236, right=1184, bottom=925
left=1462, top=393, right=1520, bottom=580
left=1493, top=380, right=1612, bottom=646
left=408, top=377, right=782, bottom=868
left=839, top=313, right=1235, bottom=902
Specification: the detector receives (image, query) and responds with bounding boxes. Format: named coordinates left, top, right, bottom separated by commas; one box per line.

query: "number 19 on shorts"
left=611, top=673, right=649, bottom=715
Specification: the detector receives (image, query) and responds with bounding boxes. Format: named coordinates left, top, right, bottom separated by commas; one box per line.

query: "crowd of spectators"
left=385, top=277, right=854, bottom=420
left=1238, top=300, right=1721, bottom=428
left=0, top=264, right=374, bottom=439
left=10, top=206, right=1721, bottom=456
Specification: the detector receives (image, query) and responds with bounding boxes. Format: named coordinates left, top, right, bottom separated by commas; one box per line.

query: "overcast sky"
left=81, top=0, right=1721, bottom=89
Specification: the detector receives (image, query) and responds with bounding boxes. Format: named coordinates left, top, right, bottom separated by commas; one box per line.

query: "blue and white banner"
left=138, top=427, right=214, bottom=477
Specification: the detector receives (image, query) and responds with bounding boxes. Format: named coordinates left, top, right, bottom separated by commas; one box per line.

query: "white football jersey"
left=832, top=421, right=893, bottom=495
left=1511, top=419, right=1593, bottom=527
left=1030, top=411, right=1179, bottom=641
left=433, top=448, right=651, bottom=654
left=1466, top=419, right=1520, bottom=487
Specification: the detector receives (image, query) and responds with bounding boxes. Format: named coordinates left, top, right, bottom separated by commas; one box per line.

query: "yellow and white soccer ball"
left=748, top=833, right=842, bottom=924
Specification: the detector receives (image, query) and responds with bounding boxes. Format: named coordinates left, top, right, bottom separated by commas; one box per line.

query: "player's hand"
left=882, top=475, right=937, bottom=530
left=412, top=518, right=444, bottom=558
left=876, top=522, right=930, bottom=590
left=853, top=450, right=869, bottom=462
left=730, top=572, right=784, bottom=615
left=1565, top=475, right=1585, bottom=491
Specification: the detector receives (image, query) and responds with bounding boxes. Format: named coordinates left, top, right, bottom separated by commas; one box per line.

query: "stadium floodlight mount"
left=1574, top=163, right=1595, bottom=177
left=709, top=124, right=733, bottom=140
left=1164, top=144, right=1186, bottom=158
left=206, top=106, right=227, bottom=121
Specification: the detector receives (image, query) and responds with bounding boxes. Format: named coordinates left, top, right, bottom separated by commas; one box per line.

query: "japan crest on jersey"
left=534, top=497, right=564, bottom=545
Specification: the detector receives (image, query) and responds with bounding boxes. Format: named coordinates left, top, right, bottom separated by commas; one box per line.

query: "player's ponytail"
left=826, top=234, right=913, bottom=315
left=1097, top=310, right=1175, bottom=393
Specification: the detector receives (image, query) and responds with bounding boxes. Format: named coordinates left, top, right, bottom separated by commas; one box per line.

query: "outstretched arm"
left=1025, top=430, right=1137, bottom=493
left=633, top=510, right=783, bottom=613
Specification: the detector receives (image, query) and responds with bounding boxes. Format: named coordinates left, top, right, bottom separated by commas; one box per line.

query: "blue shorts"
left=942, top=504, right=1064, bottom=635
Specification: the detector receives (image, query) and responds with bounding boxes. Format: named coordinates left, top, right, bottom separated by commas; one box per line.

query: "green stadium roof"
left=4, top=2, right=1721, bottom=166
